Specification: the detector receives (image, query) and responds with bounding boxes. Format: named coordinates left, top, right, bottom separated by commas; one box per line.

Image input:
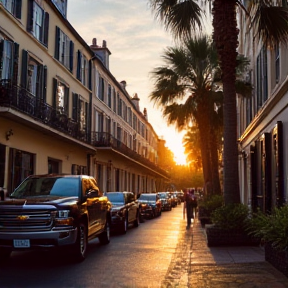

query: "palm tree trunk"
left=212, top=0, right=240, bottom=204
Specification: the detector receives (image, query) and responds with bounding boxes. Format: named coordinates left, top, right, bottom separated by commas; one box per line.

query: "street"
left=0, top=203, right=189, bottom=288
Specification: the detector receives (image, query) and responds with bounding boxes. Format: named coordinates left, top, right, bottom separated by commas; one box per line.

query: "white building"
left=237, top=0, right=287, bottom=212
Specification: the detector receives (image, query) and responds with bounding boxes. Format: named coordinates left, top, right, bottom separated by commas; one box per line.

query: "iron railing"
left=0, top=82, right=168, bottom=176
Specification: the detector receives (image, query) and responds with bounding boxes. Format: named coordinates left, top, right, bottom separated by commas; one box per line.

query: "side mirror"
left=86, top=189, right=99, bottom=198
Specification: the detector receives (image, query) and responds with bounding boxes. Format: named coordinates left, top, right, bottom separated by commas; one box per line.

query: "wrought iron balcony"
left=0, top=81, right=87, bottom=142
left=0, top=81, right=168, bottom=176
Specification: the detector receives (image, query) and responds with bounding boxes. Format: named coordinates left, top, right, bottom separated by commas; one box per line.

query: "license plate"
left=13, top=239, right=30, bottom=248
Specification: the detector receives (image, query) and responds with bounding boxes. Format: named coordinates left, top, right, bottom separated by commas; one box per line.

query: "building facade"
left=237, top=0, right=287, bottom=212
left=0, top=0, right=170, bottom=195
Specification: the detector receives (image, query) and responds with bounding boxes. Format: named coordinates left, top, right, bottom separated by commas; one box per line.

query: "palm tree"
left=150, top=35, right=222, bottom=195
left=149, top=0, right=288, bottom=204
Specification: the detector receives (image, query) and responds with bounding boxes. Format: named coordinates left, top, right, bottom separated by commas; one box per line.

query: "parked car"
left=137, top=193, right=162, bottom=218
left=0, top=174, right=111, bottom=262
left=168, top=192, right=177, bottom=208
left=106, top=192, right=140, bottom=234
left=158, top=192, right=172, bottom=211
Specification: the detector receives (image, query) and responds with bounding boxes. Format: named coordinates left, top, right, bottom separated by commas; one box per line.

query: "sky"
left=66, top=0, right=188, bottom=164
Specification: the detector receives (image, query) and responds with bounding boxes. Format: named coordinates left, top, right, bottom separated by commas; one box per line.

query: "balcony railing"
left=0, top=81, right=168, bottom=176
left=0, top=81, right=87, bottom=142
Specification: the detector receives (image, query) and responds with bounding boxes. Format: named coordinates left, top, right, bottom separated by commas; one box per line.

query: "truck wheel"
left=99, top=220, right=110, bottom=245
left=133, top=211, right=140, bottom=227
left=121, top=217, right=128, bottom=234
left=73, top=222, right=87, bottom=262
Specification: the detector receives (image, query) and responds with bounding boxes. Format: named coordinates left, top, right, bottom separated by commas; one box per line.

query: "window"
left=27, top=1, right=49, bottom=46
left=113, top=88, right=116, bottom=112
left=51, top=0, right=67, bottom=18
left=2, top=0, right=22, bottom=18
left=98, top=75, right=104, bottom=101
left=107, top=84, right=112, bottom=108
left=275, top=44, right=280, bottom=84
left=76, top=50, right=88, bottom=86
left=55, top=27, right=74, bottom=72
left=256, top=47, right=268, bottom=110
left=53, top=78, right=69, bottom=115
left=72, top=93, right=87, bottom=133
left=21, top=50, right=47, bottom=100
left=0, top=40, right=13, bottom=80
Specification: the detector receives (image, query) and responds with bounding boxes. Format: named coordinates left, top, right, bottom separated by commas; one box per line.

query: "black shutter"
left=64, top=86, right=69, bottom=115
left=85, top=101, right=88, bottom=132
left=21, top=50, right=28, bottom=88
left=52, top=78, right=57, bottom=108
left=27, top=0, right=34, bottom=33
left=69, top=41, right=74, bottom=72
left=43, top=12, right=49, bottom=46
left=72, top=93, right=79, bottom=121
left=0, top=41, right=3, bottom=75
left=76, top=50, right=81, bottom=80
left=13, top=42, right=19, bottom=85
left=15, top=0, right=22, bottom=19
left=88, top=59, right=92, bottom=90
left=42, top=66, right=47, bottom=102
left=54, top=26, right=60, bottom=60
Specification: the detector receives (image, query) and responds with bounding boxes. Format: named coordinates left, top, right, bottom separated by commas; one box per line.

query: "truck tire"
left=98, top=220, right=110, bottom=245
left=72, top=222, right=87, bottom=262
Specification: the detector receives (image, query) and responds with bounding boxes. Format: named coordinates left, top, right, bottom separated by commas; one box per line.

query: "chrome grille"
left=0, top=208, right=54, bottom=232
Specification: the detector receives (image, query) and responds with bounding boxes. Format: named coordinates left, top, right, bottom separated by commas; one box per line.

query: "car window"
left=107, top=193, right=124, bottom=204
left=50, top=178, right=79, bottom=196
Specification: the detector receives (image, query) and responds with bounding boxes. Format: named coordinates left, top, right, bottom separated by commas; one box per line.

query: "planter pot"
left=198, top=207, right=212, bottom=228
left=265, top=243, right=288, bottom=277
left=205, top=225, right=260, bottom=247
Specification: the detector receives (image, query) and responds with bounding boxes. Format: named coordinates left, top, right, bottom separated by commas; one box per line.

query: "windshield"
left=106, top=193, right=124, bottom=204
left=158, top=193, right=168, bottom=199
left=139, top=194, right=156, bottom=201
left=10, top=177, right=79, bottom=198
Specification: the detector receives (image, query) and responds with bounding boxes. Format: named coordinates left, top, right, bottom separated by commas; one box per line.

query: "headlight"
left=53, top=210, right=74, bottom=226
left=57, top=210, right=70, bottom=218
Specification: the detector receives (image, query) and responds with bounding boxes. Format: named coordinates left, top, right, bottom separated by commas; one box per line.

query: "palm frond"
left=252, top=2, right=288, bottom=46
left=149, top=0, right=203, bottom=40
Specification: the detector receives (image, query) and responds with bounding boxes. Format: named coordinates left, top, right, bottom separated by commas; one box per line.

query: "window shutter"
left=54, top=26, right=60, bottom=60
left=52, top=78, right=57, bottom=108
left=21, top=50, right=28, bottom=88
left=85, top=102, right=88, bottom=132
left=69, top=41, right=74, bottom=72
left=12, top=42, right=19, bottom=85
left=76, top=50, right=81, bottom=80
left=27, top=0, right=34, bottom=33
left=88, top=60, right=92, bottom=90
left=43, top=12, right=49, bottom=46
left=15, top=0, right=22, bottom=19
left=42, top=66, right=47, bottom=102
left=64, top=86, right=69, bottom=115
left=72, top=93, right=79, bottom=121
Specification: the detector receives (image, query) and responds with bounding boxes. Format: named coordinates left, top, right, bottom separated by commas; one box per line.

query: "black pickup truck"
left=0, top=174, right=111, bottom=262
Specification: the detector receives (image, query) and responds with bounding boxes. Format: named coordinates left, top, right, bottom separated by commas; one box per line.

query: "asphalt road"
left=0, top=203, right=185, bottom=288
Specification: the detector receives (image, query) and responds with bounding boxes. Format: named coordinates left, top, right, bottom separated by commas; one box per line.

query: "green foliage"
left=246, top=206, right=288, bottom=251
left=198, top=194, right=223, bottom=212
left=211, top=203, right=250, bottom=230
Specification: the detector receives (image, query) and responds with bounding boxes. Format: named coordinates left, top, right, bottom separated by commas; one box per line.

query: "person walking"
left=183, top=188, right=198, bottom=230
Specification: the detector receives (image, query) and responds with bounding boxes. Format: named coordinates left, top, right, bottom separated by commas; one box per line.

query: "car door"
left=126, top=192, right=137, bottom=223
left=84, top=178, right=101, bottom=235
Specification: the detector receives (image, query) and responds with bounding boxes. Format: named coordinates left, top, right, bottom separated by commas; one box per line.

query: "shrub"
left=198, top=194, right=223, bottom=211
left=246, top=205, right=288, bottom=251
left=211, top=203, right=250, bottom=230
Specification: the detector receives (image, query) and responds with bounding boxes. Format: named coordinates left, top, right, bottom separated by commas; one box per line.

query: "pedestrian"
left=183, top=188, right=198, bottom=230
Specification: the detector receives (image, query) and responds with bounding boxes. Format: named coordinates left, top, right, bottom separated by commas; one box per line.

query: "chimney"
left=132, top=93, right=140, bottom=111
left=143, top=108, right=148, bottom=120
left=120, top=80, right=127, bottom=90
left=102, top=40, right=107, bottom=48
left=92, top=38, right=97, bottom=46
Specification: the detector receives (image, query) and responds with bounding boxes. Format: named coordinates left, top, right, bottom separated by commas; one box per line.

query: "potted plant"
left=205, top=203, right=259, bottom=247
left=197, top=194, right=223, bottom=227
left=246, top=205, right=288, bottom=277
